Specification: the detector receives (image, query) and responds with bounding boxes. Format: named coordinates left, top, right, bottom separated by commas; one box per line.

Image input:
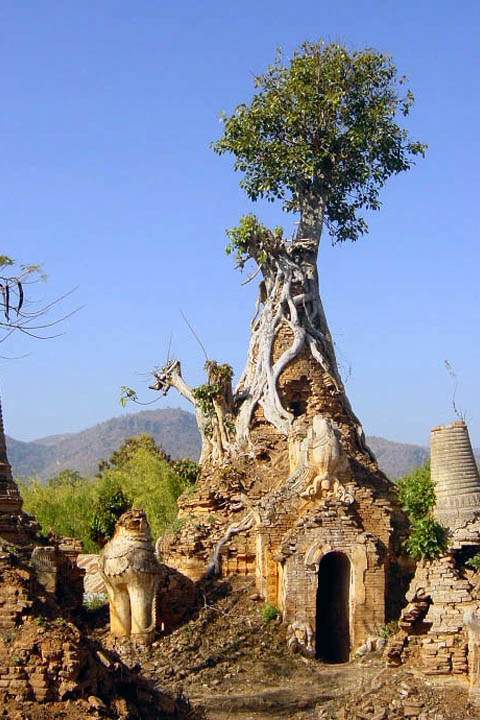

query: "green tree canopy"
left=98, top=446, right=186, bottom=539
left=47, top=469, right=85, bottom=488
left=19, top=472, right=99, bottom=552
left=89, top=477, right=132, bottom=546
left=21, top=436, right=194, bottom=551
left=214, top=41, right=426, bottom=244
left=97, top=433, right=170, bottom=473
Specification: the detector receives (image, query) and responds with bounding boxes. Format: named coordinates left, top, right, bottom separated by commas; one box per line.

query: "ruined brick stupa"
left=157, top=321, right=408, bottom=662
left=0, top=395, right=38, bottom=545
left=432, top=420, right=480, bottom=534
left=387, top=421, right=480, bottom=698
left=0, top=392, right=84, bottom=618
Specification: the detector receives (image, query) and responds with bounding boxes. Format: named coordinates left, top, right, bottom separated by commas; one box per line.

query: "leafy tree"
left=97, top=434, right=170, bottom=473
left=213, top=41, right=426, bottom=244
left=139, top=41, right=427, bottom=465
left=170, top=458, right=200, bottom=486
left=98, top=447, right=187, bottom=539
left=47, top=469, right=84, bottom=488
left=21, top=437, right=192, bottom=550
left=19, top=474, right=99, bottom=553
left=89, top=477, right=132, bottom=546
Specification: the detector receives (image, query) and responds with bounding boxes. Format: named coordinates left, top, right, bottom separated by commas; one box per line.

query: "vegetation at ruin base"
left=262, top=603, right=280, bottom=623
left=396, top=463, right=448, bottom=560
left=20, top=434, right=197, bottom=552
left=466, top=554, right=480, bottom=571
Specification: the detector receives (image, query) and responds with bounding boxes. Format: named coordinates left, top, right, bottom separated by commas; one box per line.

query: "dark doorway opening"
left=316, top=552, right=351, bottom=663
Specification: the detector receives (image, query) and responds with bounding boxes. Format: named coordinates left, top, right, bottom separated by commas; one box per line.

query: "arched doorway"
left=316, top=551, right=351, bottom=662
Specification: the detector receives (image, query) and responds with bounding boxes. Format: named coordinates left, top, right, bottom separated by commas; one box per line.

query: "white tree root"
left=151, top=236, right=373, bottom=465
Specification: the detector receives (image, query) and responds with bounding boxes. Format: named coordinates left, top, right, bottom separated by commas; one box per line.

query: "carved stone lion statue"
left=298, top=415, right=351, bottom=501
left=98, top=508, right=161, bottom=643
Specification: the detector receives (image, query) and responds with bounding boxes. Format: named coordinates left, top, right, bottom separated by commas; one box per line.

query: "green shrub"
left=262, top=603, right=280, bottom=622
left=100, top=447, right=187, bottom=539
left=19, top=475, right=99, bottom=553
left=89, top=478, right=132, bottom=546
left=170, top=458, right=200, bottom=486
left=405, top=517, right=447, bottom=560
left=83, top=594, right=108, bottom=612
left=396, top=463, right=435, bottom=521
left=396, top=463, right=447, bottom=561
left=466, top=554, right=480, bottom=571
left=378, top=621, right=398, bottom=639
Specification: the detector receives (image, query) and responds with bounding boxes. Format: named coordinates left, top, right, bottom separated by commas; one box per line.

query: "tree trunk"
left=233, top=202, right=370, bottom=458
left=152, top=202, right=373, bottom=466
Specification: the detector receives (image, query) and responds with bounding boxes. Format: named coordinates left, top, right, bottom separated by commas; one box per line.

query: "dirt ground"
left=92, top=576, right=479, bottom=720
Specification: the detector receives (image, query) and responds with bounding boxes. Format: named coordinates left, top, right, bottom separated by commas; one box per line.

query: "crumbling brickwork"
left=0, top=556, right=33, bottom=630
left=386, top=421, right=480, bottom=698
left=386, top=555, right=474, bottom=675
left=0, top=620, right=89, bottom=702
left=159, top=324, right=407, bottom=661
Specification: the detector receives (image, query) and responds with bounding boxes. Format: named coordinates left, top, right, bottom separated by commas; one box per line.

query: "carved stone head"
left=114, top=508, right=152, bottom=541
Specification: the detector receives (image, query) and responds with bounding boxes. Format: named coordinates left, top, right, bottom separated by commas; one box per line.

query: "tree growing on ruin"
left=127, top=41, right=426, bottom=464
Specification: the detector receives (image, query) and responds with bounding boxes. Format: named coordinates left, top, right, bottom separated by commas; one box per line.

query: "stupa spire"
left=431, top=420, right=480, bottom=531
left=0, top=390, right=23, bottom=534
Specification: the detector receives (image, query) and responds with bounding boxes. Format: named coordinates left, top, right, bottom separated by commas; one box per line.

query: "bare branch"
left=0, top=258, right=79, bottom=346
left=180, top=309, right=209, bottom=361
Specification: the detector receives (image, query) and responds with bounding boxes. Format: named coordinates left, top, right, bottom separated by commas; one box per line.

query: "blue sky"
left=1, top=0, right=479, bottom=448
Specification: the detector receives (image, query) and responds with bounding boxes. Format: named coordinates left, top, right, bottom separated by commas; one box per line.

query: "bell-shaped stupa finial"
left=431, top=420, right=480, bottom=531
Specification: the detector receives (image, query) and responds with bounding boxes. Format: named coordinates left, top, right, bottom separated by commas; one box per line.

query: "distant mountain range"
left=6, top=408, right=459, bottom=481
left=7, top=408, right=201, bottom=480
left=366, top=436, right=428, bottom=480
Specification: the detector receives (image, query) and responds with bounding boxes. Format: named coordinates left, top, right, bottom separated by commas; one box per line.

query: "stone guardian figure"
left=98, top=509, right=161, bottom=644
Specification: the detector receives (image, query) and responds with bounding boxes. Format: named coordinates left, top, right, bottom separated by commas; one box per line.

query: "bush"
left=466, top=554, right=480, bottom=571
left=100, top=447, right=187, bottom=539
left=89, top=478, right=132, bottom=546
left=396, top=463, right=435, bottom=522
left=405, top=517, right=447, bottom=560
left=396, top=462, right=447, bottom=560
left=19, top=475, right=99, bottom=553
left=170, top=458, right=200, bottom=486
left=262, top=603, right=280, bottom=622
left=83, top=594, right=108, bottom=612
left=378, top=621, right=398, bottom=639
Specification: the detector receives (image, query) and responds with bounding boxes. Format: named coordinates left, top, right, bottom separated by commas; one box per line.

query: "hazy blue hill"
left=366, top=436, right=429, bottom=480
left=7, top=408, right=201, bottom=480
left=8, top=408, right=474, bottom=482
left=6, top=436, right=53, bottom=477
